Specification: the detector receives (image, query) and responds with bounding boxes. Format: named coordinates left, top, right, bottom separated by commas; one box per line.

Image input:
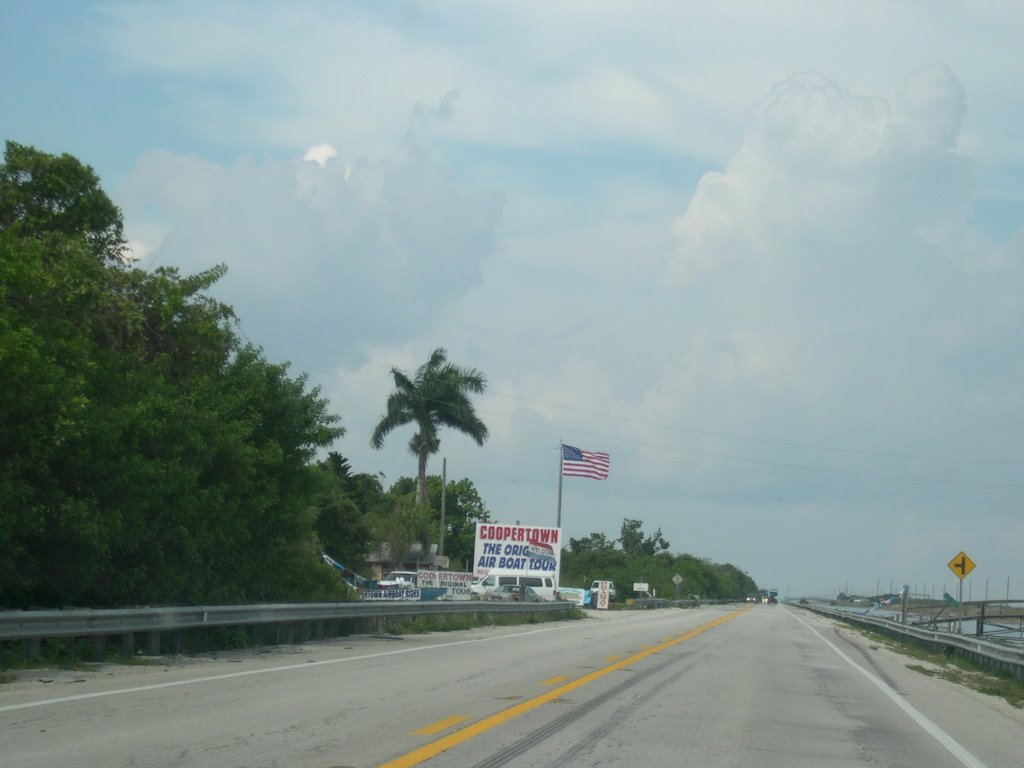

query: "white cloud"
left=123, top=239, right=152, bottom=263
left=303, top=143, right=337, bottom=167
left=120, top=145, right=503, bottom=359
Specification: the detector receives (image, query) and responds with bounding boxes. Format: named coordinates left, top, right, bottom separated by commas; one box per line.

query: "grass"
left=848, top=624, right=1024, bottom=708
left=384, top=606, right=582, bottom=635
left=0, top=647, right=164, bottom=674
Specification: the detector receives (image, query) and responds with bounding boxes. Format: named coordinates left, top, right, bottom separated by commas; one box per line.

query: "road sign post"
left=947, top=551, right=976, bottom=634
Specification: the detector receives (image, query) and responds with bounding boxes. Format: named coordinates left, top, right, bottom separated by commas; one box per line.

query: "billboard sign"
left=472, top=523, right=561, bottom=579
left=416, top=570, right=474, bottom=600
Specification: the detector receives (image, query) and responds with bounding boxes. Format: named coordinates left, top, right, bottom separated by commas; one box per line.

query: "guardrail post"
left=146, top=632, right=161, bottom=656
left=171, top=630, right=183, bottom=655
left=976, top=603, right=985, bottom=638
left=120, top=632, right=135, bottom=658
left=28, top=637, right=41, bottom=660
left=92, top=635, right=106, bottom=661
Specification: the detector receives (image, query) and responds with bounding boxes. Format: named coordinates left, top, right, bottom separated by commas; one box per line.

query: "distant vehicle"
left=746, top=594, right=756, bottom=603
left=590, top=580, right=617, bottom=603
left=484, top=585, right=543, bottom=602
left=377, top=571, right=418, bottom=589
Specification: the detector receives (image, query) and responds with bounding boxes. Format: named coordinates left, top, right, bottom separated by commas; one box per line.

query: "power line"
left=255, top=348, right=1024, bottom=493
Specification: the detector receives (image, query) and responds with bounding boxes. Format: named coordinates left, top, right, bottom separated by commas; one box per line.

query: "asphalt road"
left=1, top=605, right=1022, bottom=767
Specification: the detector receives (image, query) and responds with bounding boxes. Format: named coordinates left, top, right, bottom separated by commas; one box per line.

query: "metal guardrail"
left=0, top=601, right=573, bottom=661
left=0, top=601, right=570, bottom=641
left=794, top=602, right=1024, bottom=682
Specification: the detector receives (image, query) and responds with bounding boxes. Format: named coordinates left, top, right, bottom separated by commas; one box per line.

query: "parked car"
left=484, top=585, right=544, bottom=602
left=377, top=571, right=418, bottom=589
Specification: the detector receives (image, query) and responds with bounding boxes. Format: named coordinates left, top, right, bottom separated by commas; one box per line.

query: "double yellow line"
left=377, top=606, right=750, bottom=768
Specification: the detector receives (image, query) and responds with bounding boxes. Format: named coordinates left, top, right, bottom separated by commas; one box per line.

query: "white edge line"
left=0, top=624, right=565, bottom=713
left=789, top=608, right=989, bottom=768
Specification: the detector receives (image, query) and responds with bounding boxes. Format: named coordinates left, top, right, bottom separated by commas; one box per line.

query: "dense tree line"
left=561, top=519, right=759, bottom=600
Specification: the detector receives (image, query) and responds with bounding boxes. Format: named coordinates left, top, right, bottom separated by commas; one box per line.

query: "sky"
left=3, top=1, right=1023, bottom=599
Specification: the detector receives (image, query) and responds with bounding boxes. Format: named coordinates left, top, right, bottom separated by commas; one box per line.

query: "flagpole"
left=556, top=442, right=564, bottom=528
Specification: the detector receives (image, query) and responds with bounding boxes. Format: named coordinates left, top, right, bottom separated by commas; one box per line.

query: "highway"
left=2, top=605, right=1021, bottom=767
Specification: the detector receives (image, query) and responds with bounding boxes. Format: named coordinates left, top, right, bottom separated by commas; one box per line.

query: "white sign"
left=633, top=582, right=649, bottom=592
left=556, top=587, right=587, bottom=606
left=595, top=580, right=611, bottom=610
left=472, top=523, right=562, bottom=579
left=417, top=570, right=473, bottom=600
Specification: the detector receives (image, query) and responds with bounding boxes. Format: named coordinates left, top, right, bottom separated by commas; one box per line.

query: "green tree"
left=313, top=452, right=372, bottom=568
left=423, top=476, right=489, bottom=571
left=568, top=533, right=614, bottom=555
left=370, top=347, right=488, bottom=506
left=619, top=518, right=670, bottom=556
left=360, top=474, right=490, bottom=572
left=370, top=494, right=428, bottom=571
left=0, top=140, right=125, bottom=261
left=1, top=143, right=344, bottom=607
left=559, top=518, right=757, bottom=601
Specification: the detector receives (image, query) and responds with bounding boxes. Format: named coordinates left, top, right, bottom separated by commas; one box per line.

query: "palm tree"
left=371, top=348, right=489, bottom=506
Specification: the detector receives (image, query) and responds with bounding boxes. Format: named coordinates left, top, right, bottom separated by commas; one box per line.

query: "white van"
left=471, top=570, right=557, bottom=601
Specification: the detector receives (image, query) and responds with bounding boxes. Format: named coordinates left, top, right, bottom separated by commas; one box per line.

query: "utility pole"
left=438, top=458, right=447, bottom=557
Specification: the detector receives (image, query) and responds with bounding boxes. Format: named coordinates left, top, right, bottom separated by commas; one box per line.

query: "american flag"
left=561, top=444, right=610, bottom=480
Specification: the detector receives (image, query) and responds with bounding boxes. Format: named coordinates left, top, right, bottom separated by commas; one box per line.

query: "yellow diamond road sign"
left=947, top=551, right=975, bottom=581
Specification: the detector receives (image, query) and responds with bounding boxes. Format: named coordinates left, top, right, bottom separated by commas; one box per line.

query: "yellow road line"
left=413, top=715, right=469, bottom=736
left=376, top=606, right=750, bottom=768
left=541, top=675, right=569, bottom=686
left=603, top=655, right=621, bottom=662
